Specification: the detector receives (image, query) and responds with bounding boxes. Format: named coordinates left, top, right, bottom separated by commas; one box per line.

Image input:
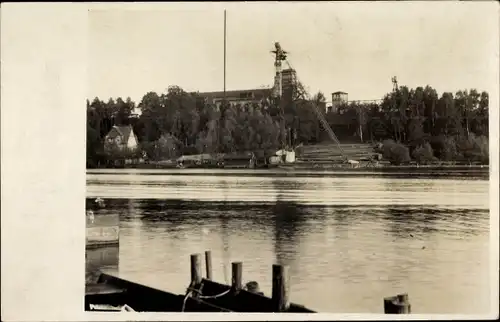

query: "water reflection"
left=87, top=173, right=488, bottom=208
left=218, top=179, right=231, bottom=283
left=381, top=206, right=489, bottom=241
left=85, top=172, right=490, bottom=313
left=272, top=180, right=306, bottom=268
left=85, top=197, right=488, bottom=249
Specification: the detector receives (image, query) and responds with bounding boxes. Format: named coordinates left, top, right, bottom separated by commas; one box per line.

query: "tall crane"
left=270, top=42, right=289, bottom=151
left=271, top=42, right=288, bottom=98
left=271, top=42, right=349, bottom=162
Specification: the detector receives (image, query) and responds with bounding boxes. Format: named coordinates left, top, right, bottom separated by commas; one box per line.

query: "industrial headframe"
left=270, top=42, right=349, bottom=162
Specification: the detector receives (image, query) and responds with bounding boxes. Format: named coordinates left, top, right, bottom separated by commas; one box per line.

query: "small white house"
left=104, top=125, right=139, bottom=151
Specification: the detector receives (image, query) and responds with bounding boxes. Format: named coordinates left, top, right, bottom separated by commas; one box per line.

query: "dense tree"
left=412, top=142, right=437, bottom=165
left=86, top=83, right=490, bottom=167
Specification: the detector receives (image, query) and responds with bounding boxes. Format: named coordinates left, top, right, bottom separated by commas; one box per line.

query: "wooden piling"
left=190, top=254, right=202, bottom=285
left=272, top=264, right=290, bottom=312
left=231, top=262, right=243, bottom=292
left=205, top=251, right=213, bottom=280
left=384, top=293, right=411, bottom=314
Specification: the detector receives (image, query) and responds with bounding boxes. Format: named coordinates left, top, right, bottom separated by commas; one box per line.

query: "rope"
left=181, top=289, right=193, bottom=312
left=199, top=289, right=231, bottom=299
left=186, top=285, right=202, bottom=294
left=187, top=281, right=231, bottom=299
left=182, top=280, right=232, bottom=311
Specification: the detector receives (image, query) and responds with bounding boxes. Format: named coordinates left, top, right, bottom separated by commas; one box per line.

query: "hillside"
left=295, top=143, right=377, bottom=163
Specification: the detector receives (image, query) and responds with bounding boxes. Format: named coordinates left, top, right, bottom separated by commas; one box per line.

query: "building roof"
left=107, top=125, right=134, bottom=143
left=196, top=88, right=272, bottom=100
left=332, top=91, right=348, bottom=95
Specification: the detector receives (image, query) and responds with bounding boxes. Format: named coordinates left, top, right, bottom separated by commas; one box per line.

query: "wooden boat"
left=85, top=271, right=315, bottom=313
left=85, top=272, right=232, bottom=312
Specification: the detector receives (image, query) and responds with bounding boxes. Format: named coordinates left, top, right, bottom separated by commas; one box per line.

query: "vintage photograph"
left=84, top=4, right=493, bottom=314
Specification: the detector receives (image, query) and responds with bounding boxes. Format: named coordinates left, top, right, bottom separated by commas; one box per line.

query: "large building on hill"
left=196, top=88, right=273, bottom=109
left=196, top=68, right=299, bottom=109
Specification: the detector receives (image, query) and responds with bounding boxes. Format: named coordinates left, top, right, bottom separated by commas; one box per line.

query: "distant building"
left=104, top=125, right=139, bottom=152
left=196, top=88, right=272, bottom=109
left=331, top=91, right=349, bottom=113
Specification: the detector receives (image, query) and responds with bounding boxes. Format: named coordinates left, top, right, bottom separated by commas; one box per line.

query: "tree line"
left=86, top=84, right=489, bottom=167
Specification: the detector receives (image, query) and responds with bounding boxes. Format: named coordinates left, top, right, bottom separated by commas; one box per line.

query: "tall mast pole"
left=217, top=10, right=227, bottom=155
left=223, top=9, right=226, bottom=104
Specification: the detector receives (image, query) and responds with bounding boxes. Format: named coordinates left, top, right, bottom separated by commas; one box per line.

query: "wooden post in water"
left=205, top=251, right=213, bottom=280
left=272, top=264, right=290, bottom=312
left=231, top=262, right=243, bottom=292
left=384, top=293, right=411, bottom=314
left=190, top=254, right=202, bottom=285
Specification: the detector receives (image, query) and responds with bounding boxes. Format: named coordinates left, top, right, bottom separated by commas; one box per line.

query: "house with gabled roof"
left=104, top=125, right=139, bottom=152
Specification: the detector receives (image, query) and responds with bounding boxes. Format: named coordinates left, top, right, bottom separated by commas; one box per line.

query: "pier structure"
left=85, top=250, right=412, bottom=314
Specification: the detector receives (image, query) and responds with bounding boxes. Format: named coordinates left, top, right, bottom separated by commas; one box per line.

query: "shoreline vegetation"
left=87, top=84, right=489, bottom=175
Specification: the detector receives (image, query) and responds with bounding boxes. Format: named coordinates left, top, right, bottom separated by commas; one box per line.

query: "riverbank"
left=281, top=162, right=489, bottom=177
left=89, top=161, right=489, bottom=170
left=87, top=164, right=489, bottom=180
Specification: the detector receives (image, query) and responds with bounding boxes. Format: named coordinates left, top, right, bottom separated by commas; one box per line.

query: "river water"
left=86, top=169, right=490, bottom=314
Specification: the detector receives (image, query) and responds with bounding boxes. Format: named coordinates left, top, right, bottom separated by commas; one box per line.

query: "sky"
left=88, top=2, right=498, bottom=105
